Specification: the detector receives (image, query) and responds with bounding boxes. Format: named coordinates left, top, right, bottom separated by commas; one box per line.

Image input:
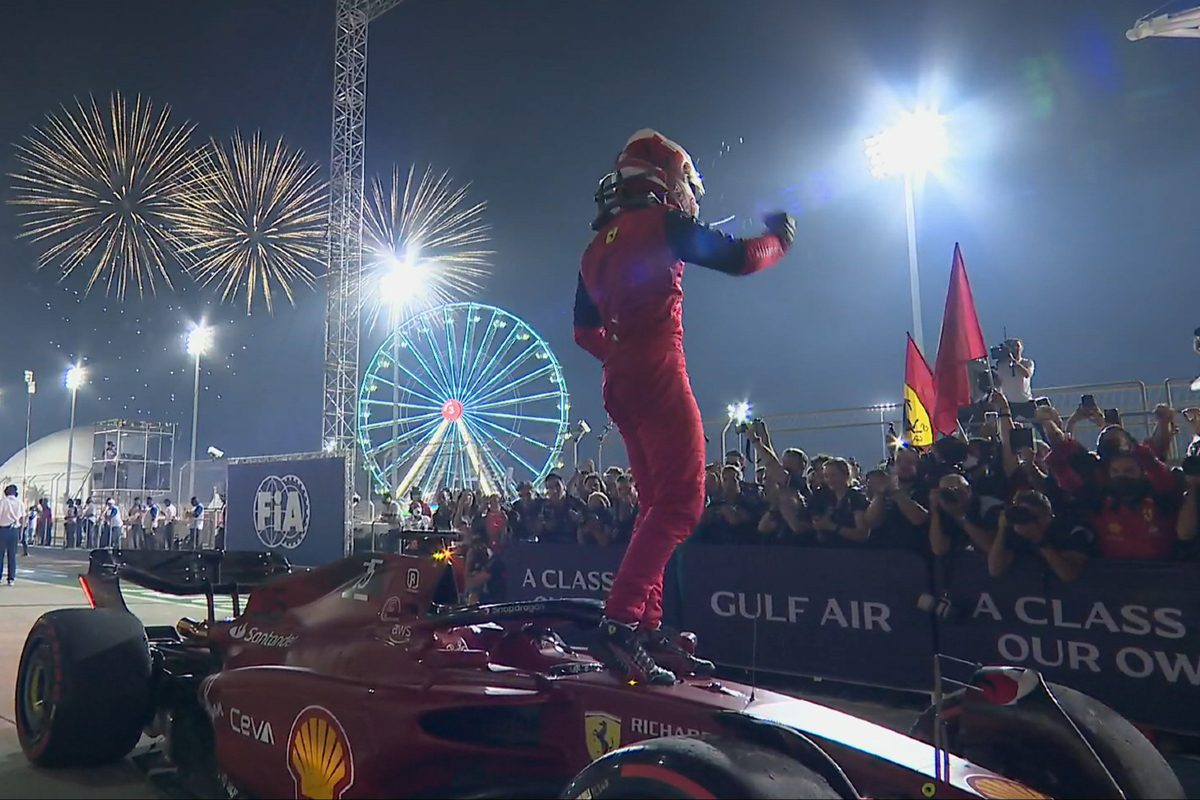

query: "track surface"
left=0, top=548, right=1193, bottom=799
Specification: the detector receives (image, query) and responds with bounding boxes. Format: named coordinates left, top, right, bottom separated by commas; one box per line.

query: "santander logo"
left=228, top=622, right=297, bottom=648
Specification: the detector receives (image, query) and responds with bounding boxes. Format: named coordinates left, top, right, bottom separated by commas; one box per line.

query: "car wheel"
left=15, top=608, right=153, bottom=768
left=910, top=683, right=1184, bottom=799
left=561, top=734, right=842, bottom=799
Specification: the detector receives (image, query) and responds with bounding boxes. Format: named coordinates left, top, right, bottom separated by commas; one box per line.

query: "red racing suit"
left=574, top=202, right=789, bottom=627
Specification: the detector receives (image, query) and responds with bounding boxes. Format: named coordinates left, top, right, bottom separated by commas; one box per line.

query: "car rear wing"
left=80, top=548, right=292, bottom=624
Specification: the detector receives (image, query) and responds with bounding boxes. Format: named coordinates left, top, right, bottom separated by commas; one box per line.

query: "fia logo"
left=253, top=474, right=311, bottom=550
left=406, top=568, right=421, bottom=592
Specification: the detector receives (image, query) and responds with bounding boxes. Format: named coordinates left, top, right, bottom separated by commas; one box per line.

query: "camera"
left=1182, top=454, right=1200, bottom=477
left=917, top=592, right=961, bottom=622
left=989, top=341, right=1016, bottom=362
left=736, top=416, right=762, bottom=435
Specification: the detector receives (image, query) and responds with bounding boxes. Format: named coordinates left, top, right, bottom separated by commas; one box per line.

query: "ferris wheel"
left=358, top=302, right=570, bottom=499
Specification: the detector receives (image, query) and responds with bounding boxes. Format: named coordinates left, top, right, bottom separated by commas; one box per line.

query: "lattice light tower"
left=324, top=0, right=403, bottom=553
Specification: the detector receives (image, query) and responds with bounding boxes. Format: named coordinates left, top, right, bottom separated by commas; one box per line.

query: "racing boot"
left=640, top=626, right=715, bottom=677
left=593, top=618, right=676, bottom=686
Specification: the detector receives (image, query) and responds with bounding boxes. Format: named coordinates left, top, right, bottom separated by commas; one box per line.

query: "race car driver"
left=574, top=129, right=796, bottom=684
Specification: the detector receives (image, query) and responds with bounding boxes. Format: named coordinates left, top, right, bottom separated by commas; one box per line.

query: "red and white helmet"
left=612, top=129, right=705, bottom=217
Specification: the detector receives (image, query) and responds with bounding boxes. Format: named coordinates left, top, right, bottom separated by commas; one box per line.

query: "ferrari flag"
left=904, top=333, right=936, bottom=447
left=932, top=243, right=987, bottom=436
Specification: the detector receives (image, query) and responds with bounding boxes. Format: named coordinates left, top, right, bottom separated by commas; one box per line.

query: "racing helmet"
left=594, top=129, right=705, bottom=221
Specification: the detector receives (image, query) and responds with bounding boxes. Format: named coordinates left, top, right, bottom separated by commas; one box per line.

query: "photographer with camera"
left=991, top=338, right=1036, bottom=418
left=928, top=473, right=999, bottom=557
left=988, top=490, right=1093, bottom=583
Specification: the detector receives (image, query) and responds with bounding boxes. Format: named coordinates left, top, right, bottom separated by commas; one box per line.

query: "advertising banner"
left=500, top=543, right=681, bottom=626
left=224, top=454, right=345, bottom=567
left=939, top=557, right=1200, bottom=734
left=677, top=545, right=935, bottom=691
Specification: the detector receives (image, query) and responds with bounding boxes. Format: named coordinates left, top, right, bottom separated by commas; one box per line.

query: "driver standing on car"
left=574, top=129, right=796, bottom=684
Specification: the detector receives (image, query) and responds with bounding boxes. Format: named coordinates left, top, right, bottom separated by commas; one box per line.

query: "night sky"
left=1, top=0, right=1198, bottom=476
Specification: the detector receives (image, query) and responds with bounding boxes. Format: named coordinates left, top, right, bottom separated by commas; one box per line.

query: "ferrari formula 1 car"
left=14, top=548, right=1185, bottom=799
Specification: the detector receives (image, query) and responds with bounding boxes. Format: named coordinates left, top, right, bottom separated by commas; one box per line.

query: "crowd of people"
left=11, top=493, right=219, bottom=556
left=691, top=393, right=1200, bottom=582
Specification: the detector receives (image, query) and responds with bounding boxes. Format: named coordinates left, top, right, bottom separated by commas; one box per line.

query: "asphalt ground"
left=0, top=548, right=1194, bottom=799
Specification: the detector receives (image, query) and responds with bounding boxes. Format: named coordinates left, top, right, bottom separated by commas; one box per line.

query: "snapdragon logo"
left=253, top=474, right=311, bottom=550
left=229, top=623, right=297, bottom=649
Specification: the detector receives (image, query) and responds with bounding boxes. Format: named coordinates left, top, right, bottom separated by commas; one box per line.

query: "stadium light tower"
left=1127, top=5, right=1200, bottom=39
left=324, top=0, right=404, bottom=556
left=22, top=370, right=35, bottom=506
left=63, top=365, right=86, bottom=518
left=864, top=108, right=948, bottom=357
left=186, top=325, right=214, bottom=507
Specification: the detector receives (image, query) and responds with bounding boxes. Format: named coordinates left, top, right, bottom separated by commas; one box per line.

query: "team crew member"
left=574, top=129, right=796, bottom=683
left=0, top=484, right=23, bottom=585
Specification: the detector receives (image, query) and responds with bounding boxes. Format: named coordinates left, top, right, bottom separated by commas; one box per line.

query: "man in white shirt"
left=102, top=498, right=123, bottom=549
left=995, top=338, right=1036, bottom=417
left=0, top=485, right=24, bottom=584
left=163, top=498, right=178, bottom=549
left=82, top=497, right=97, bottom=548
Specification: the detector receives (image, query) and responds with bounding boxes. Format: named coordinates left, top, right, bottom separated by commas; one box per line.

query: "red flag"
left=904, top=334, right=936, bottom=447
left=932, top=243, right=987, bottom=435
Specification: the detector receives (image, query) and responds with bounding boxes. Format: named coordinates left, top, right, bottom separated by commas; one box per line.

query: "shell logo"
left=287, top=706, right=354, bottom=799
left=964, top=774, right=1050, bottom=800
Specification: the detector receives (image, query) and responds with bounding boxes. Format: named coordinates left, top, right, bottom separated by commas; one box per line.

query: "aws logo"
left=288, top=705, right=354, bottom=799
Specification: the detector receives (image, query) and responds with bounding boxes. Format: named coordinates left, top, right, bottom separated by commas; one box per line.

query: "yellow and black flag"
left=904, top=333, right=936, bottom=447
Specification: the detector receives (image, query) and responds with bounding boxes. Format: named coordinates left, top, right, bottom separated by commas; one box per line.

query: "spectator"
left=145, top=497, right=160, bottom=549
left=431, top=489, right=455, bottom=532
left=477, top=494, right=510, bottom=550
left=928, top=473, right=998, bottom=556
left=63, top=497, right=78, bottom=550
left=129, top=497, right=145, bottom=549
left=864, top=446, right=930, bottom=552
left=724, top=449, right=746, bottom=470
left=809, top=458, right=870, bottom=544
left=408, top=488, right=431, bottom=519
left=453, top=490, right=479, bottom=533
left=698, top=464, right=762, bottom=543
left=39, top=498, right=54, bottom=547
left=25, top=504, right=37, bottom=555
left=188, top=496, right=204, bottom=549
left=510, top=481, right=542, bottom=541
left=602, top=467, right=623, bottom=502
left=756, top=472, right=812, bottom=544
left=988, top=490, right=1092, bottom=582
left=380, top=492, right=401, bottom=553
left=81, top=496, right=95, bottom=547
left=538, top=473, right=586, bottom=544
left=163, top=498, right=178, bottom=549
left=611, top=474, right=639, bottom=543
left=101, top=498, right=122, bottom=548
left=579, top=491, right=615, bottom=546
left=0, top=484, right=22, bottom=585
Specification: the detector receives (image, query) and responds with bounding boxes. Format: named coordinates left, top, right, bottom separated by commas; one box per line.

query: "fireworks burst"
left=9, top=92, right=196, bottom=299
left=177, top=131, right=327, bottom=314
left=363, top=165, right=492, bottom=327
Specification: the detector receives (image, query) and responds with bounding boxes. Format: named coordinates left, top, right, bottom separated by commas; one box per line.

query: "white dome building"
left=0, top=427, right=93, bottom=510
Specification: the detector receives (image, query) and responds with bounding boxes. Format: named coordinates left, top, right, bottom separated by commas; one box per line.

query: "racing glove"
left=763, top=212, right=796, bottom=251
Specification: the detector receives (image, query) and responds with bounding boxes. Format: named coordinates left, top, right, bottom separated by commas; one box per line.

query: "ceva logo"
left=253, top=474, right=311, bottom=550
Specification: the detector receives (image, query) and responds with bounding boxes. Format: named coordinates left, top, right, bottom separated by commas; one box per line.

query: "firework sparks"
left=364, top=165, right=492, bottom=327
left=9, top=92, right=196, bottom=299
left=177, top=131, right=327, bottom=314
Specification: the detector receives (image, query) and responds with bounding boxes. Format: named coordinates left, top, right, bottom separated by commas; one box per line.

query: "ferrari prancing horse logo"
left=584, top=712, right=621, bottom=760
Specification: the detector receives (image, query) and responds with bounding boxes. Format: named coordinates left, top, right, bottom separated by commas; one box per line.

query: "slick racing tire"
left=561, top=734, right=841, bottom=799
left=16, top=608, right=153, bottom=767
left=911, top=682, right=1184, bottom=799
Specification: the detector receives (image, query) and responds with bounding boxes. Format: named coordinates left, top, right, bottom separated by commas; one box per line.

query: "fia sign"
left=253, top=474, right=311, bottom=550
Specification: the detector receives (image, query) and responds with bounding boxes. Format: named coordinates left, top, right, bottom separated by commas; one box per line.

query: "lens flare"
left=177, top=131, right=327, bottom=314
left=9, top=92, right=195, bottom=299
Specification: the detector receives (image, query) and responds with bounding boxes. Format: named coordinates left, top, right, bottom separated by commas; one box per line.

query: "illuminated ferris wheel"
left=358, top=302, right=570, bottom=499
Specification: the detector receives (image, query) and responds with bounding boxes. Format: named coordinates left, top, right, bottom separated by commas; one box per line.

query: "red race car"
left=14, top=548, right=1183, bottom=799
